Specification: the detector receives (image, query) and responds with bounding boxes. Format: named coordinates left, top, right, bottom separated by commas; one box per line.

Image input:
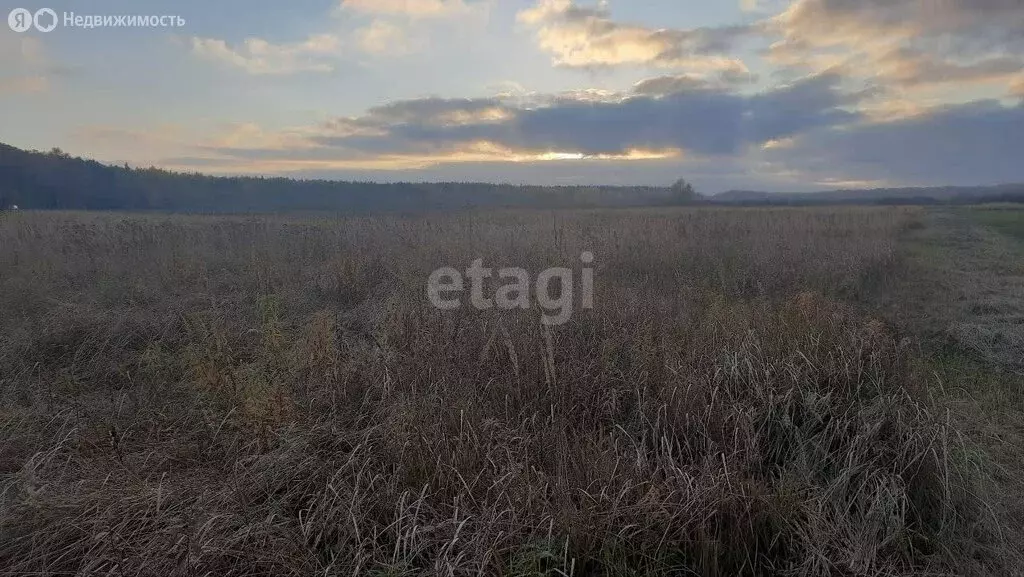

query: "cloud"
left=770, top=0, right=1024, bottom=52
left=779, top=0, right=1024, bottom=34
left=767, top=0, right=1024, bottom=99
left=517, top=0, right=752, bottom=73
left=161, top=69, right=1024, bottom=189
left=363, top=97, right=514, bottom=125
left=201, top=122, right=323, bottom=150
left=632, top=75, right=711, bottom=96
left=1011, top=75, right=1024, bottom=99
left=190, top=34, right=342, bottom=75
left=745, top=73, right=861, bottom=143
left=355, top=20, right=415, bottom=56
left=341, top=0, right=474, bottom=18
left=875, top=50, right=1023, bottom=88
left=762, top=100, right=1024, bottom=186
left=632, top=70, right=758, bottom=96
left=190, top=0, right=486, bottom=72
left=180, top=72, right=858, bottom=177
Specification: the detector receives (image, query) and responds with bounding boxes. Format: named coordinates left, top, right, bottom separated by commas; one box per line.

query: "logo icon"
left=34, top=8, right=57, bottom=32
left=8, top=8, right=32, bottom=32
left=8, top=8, right=58, bottom=32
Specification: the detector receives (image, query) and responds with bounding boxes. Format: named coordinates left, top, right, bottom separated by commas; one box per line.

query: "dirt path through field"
left=881, top=207, right=1024, bottom=574
left=880, top=207, right=1024, bottom=373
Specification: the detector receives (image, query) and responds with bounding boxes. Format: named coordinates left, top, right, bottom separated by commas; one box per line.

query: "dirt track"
left=881, top=208, right=1024, bottom=374
left=885, top=208, right=1024, bottom=574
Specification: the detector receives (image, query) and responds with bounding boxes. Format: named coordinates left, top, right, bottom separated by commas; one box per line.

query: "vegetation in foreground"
left=0, top=207, right=1014, bottom=575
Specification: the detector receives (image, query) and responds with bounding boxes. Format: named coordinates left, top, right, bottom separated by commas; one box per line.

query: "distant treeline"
left=715, top=194, right=1024, bottom=207
left=2, top=142, right=1023, bottom=213
left=712, top=185, right=1024, bottom=206
left=0, top=144, right=680, bottom=212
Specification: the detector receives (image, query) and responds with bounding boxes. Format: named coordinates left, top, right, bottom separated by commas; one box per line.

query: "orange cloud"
left=766, top=0, right=1024, bottom=104
left=355, top=20, right=415, bottom=56
left=518, top=0, right=751, bottom=73
left=1012, top=75, right=1024, bottom=99
left=191, top=34, right=342, bottom=75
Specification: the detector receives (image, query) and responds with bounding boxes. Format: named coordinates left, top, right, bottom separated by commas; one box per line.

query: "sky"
left=1, top=0, right=1023, bottom=192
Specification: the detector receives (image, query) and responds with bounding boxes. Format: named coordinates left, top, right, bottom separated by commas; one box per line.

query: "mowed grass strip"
left=965, top=205, right=1024, bottom=242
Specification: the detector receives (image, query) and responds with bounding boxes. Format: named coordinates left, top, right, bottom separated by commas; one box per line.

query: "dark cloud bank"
left=191, top=72, right=1024, bottom=189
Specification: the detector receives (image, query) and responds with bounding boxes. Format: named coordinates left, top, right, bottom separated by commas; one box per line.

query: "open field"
left=0, top=206, right=1022, bottom=576
left=964, top=206, right=1024, bottom=242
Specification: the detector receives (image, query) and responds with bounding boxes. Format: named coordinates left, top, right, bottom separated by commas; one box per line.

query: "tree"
left=670, top=178, right=697, bottom=204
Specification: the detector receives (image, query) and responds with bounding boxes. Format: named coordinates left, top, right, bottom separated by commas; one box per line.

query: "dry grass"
left=0, top=207, right=1007, bottom=575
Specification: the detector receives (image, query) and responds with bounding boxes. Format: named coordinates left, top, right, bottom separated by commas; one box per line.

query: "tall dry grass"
left=0, top=207, right=1002, bottom=575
